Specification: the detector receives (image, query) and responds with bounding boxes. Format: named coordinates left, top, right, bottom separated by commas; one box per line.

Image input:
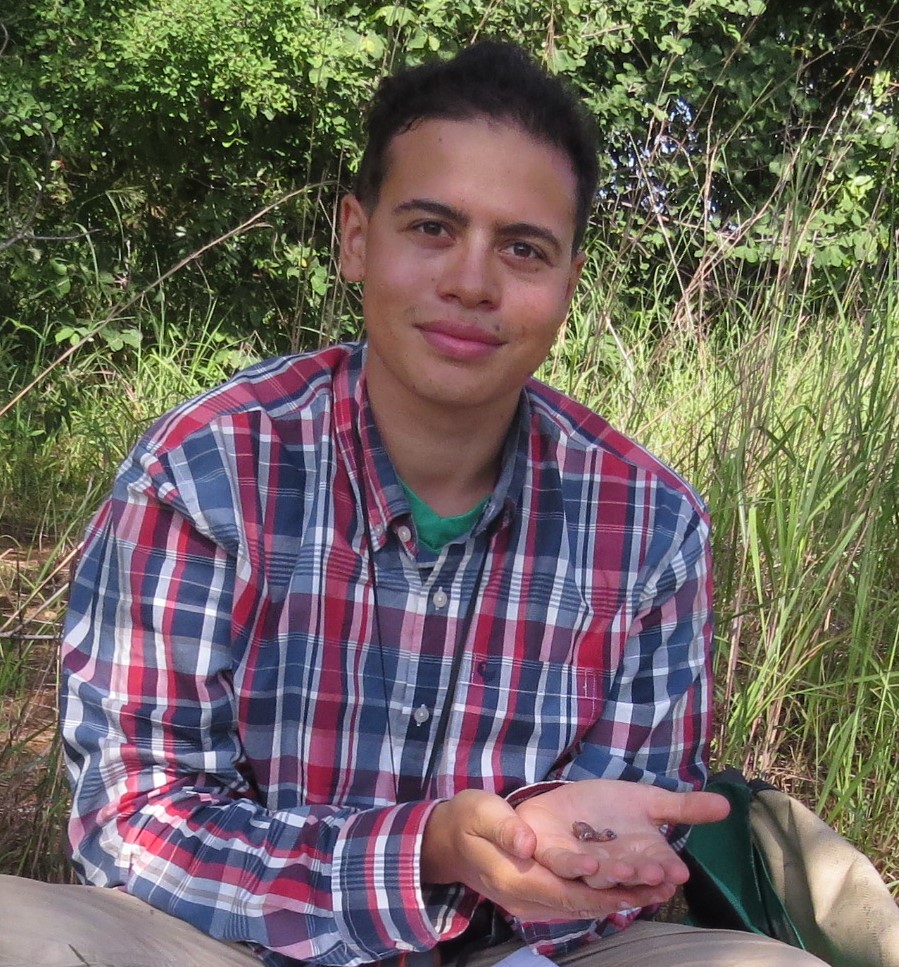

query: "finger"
left=479, top=852, right=639, bottom=922
left=484, top=855, right=676, bottom=922
left=567, top=878, right=675, bottom=915
left=508, top=875, right=637, bottom=921
left=495, top=814, right=538, bottom=859
left=578, top=842, right=687, bottom=891
left=536, top=843, right=601, bottom=880
left=578, top=857, right=647, bottom=890
left=610, top=857, right=668, bottom=889
left=649, top=849, right=691, bottom=885
left=646, top=789, right=730, bottom=828
left=620, top=846, right=688, bottom=886
left=607, top=881, right=677, bottom=909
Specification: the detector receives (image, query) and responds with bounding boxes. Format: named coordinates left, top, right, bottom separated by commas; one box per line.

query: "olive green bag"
left=681, top=770, right=899, bottom=967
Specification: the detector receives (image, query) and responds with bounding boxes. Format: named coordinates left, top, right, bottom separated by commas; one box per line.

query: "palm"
left=515, top=779, right=727, bottom=891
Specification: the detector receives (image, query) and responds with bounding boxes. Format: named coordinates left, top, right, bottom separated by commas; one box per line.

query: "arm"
left=563, top=500, right=713, bottom=793
left=498, top=498, right=715, bottom=951
left=61, top=447, right=471, bottom=966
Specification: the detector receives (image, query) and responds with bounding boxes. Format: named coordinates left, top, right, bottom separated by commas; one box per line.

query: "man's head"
left=354, top=41, right=598, bottom=253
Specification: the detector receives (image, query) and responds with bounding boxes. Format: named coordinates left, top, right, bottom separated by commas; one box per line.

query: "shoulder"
left=98, top=344, right=361, bottom=551
left=141, top=343, right=358, bottom=457
left=524, top=377, right=708, bottom=521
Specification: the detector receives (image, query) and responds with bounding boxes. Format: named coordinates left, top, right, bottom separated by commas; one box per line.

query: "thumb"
left=649, top=789, right=731, bottom=828
left=469, top=795, right=536, bottom=859
left=497, top=815, right=538, bottom=859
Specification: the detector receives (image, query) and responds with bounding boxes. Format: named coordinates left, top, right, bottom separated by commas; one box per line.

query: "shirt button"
left=397, top=524, right=412, bottom=543
left=413, top=704, right=431, bottom=725
left=432, top=588, right=448, bottom=609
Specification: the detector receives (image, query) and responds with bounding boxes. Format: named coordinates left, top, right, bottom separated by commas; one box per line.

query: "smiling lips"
left=417, top=320, right=505, bottom=361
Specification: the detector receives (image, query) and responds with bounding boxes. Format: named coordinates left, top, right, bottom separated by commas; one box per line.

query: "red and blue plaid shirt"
left=61, top=342, right=712, bottom=966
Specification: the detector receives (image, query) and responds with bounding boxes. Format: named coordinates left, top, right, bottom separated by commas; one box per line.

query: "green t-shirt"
left=400, top=481, right=487, bottom=555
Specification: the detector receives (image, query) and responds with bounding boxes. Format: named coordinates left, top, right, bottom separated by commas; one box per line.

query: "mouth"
left=416, top=320, right=505, bottom=361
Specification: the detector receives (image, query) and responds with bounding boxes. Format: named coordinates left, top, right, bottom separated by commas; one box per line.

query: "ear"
left=340, top=194, right=369, bottom=283
left=564, top=251, right=586, bottom=304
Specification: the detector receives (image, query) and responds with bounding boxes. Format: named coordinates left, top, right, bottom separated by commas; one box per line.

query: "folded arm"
left=488, top=498, right=716, bottom=952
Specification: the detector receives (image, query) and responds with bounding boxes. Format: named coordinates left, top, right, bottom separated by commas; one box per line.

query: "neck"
left=363, top=369, right=517, bottom=518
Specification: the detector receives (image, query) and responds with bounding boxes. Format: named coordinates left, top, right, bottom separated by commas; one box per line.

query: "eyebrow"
left=393, top=198, right=565, bottom=257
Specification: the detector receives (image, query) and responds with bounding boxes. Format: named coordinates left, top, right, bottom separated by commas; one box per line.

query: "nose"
left=435, top=237, right=500, bottom=309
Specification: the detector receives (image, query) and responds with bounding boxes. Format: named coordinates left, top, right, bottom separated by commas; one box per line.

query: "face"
left=340, top=117, right=585, bottom=425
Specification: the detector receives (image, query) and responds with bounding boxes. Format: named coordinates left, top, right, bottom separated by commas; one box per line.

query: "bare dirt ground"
left=0, top=536, right=76, bottom=880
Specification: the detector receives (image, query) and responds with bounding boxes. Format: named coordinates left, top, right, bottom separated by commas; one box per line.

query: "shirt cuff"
left=331, top=800, right=477, bottom=961
left=504, top=780, right=567, bottom=808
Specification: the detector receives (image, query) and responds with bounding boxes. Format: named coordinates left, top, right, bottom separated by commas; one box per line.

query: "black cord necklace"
left=358, top=472, right=490, bottom=802
left=353, top=419, right=515, bottom=963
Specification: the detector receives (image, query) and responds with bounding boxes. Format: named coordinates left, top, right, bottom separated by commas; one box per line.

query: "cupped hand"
left=419, top=783, right=728, bottom=923
left=515, top=779, right=730, bottom=894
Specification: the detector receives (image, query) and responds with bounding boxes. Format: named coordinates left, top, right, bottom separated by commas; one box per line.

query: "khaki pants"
left=0, top=876, right=826, bottom=967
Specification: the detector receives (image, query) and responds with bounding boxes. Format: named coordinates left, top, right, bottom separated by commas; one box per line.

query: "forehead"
left=378, top=117, right=579, bottom=240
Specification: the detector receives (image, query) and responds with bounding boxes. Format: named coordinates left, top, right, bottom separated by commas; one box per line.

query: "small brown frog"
left=571, top=821, right=617, bottom=843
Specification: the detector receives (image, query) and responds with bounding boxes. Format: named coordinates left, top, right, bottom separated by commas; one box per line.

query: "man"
left=0, top=41, right=824, bottom=967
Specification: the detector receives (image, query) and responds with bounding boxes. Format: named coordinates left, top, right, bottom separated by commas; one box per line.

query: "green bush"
left=1, top=0, right=897, bottom=362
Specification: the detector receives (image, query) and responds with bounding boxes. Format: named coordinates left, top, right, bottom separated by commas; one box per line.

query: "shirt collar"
left=481, top=392, right=530, bottom=530
left=332, top=342, right=530, bottom=550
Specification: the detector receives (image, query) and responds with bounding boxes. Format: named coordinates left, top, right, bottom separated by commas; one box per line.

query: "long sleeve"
left=564, top=496, right=713, bottom=791
left=61, top=440, right=474, bottom=967
left=508, top=492, right=713, bottom=954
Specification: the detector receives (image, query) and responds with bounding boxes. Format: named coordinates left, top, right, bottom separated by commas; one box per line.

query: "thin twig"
left=1, top=633, right=60, bottom=642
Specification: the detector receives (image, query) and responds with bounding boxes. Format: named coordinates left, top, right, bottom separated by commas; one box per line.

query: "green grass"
left=0, top=535, right=73, bottom=880
left=541, top=241, right=899, bottom=891
left=0, top=300, right=266, bottom=876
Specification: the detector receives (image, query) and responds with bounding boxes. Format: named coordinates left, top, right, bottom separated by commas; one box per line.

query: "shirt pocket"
left=440, top=657, right=607, bottom=797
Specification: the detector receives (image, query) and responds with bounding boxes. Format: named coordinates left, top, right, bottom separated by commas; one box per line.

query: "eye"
left=412, top=220, right=448, bottom=238
left=506, top=240, right=546, bottom=262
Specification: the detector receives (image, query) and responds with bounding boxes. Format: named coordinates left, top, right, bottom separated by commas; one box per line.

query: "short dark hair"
left=354, top=41, right=599, bottom=252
